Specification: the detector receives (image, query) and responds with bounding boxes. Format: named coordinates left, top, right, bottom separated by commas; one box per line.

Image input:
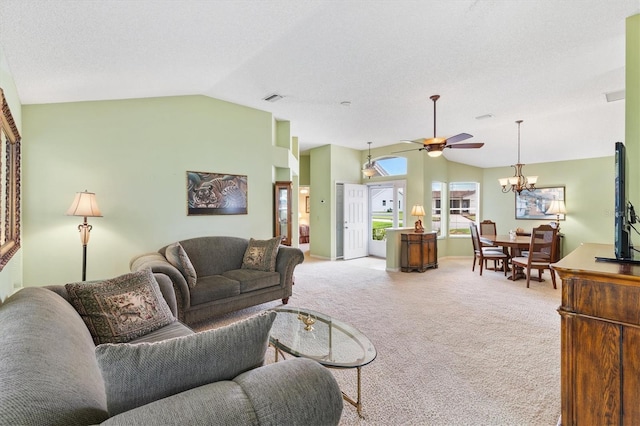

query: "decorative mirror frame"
left=0, top=88, right=21, bottom=270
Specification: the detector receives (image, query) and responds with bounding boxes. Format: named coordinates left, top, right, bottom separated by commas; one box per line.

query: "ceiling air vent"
left=605, top=90, right=625, bottom=103
left=263, top=93, right=283, bottom=102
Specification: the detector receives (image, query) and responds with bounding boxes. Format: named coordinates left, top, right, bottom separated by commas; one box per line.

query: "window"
left=448, top=182, right=479, bottom=235
left=369, top=156, right=407, bottom=178
left=432, top=182, right=444, bottom=237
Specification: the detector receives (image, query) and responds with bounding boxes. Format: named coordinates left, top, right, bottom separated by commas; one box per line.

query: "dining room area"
left=472, top=219, right=563, bottom=288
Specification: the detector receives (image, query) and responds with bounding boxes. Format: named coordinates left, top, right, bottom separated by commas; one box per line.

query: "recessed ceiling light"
left=605, top=90, right=625, bottom=103
left=263, top=93, right=283, bottom=102
left=475, top=113, right=494, bottom=120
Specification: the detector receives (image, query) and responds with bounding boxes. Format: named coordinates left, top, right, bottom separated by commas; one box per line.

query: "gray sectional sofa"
left=0, top=285, right=343, bottom=425
left=131, top=236, right=304, bottom=326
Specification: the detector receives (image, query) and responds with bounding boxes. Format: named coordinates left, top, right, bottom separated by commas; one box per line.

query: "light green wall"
left=309, top=145, right=332, bottom=258
left=22, top=95, right=294, bottom=285
left=0, top=46, right=23, bottom=300
left=299, top=154, right=310, bottom=186
left=309, top=144, right=361, bottom=259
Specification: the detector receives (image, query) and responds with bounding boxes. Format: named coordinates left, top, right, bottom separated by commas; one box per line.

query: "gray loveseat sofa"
left=131, top=236, right=304, bottom=326
left=0, top=285, right=343, bottom=425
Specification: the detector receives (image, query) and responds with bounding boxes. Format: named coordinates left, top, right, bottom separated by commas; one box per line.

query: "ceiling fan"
left=396, top=95, right=484, bottom=157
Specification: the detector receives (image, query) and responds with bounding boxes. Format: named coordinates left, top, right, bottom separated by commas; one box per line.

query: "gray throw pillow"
left=241, top=237, right=280, bottom=272
left=95, top=310, right=277, bottom=415
left=165, top=242, right=198, bottom=288
left=66, top=269, right=176, bottom=345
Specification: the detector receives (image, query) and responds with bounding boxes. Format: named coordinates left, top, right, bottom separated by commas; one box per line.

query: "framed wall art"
left=0, top=88, right=21, bottom=271
left=515, top=186, right=565, bottom=220
left=187, top=171, right=247, bottom=215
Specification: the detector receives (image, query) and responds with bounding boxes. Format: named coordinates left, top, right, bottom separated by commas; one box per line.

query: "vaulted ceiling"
left=1, top=0, right=638, bottom=168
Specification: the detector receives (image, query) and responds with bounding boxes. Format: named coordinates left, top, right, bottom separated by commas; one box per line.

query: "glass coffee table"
left=269, top=307, right=377, bottom=418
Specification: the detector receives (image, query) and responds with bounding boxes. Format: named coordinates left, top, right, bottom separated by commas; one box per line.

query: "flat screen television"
left=596, top=142, right=638, bottom=264
left=614, top=141, right=633, bottom=260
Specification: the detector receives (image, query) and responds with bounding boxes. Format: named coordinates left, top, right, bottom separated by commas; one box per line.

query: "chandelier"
left=499, top=120, right=537, bottom=194
left=362, top=141, right=376, bottom=178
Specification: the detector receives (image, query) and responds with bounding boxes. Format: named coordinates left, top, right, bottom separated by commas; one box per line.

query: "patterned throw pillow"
left=165, top=242, right=198, bottom=288
left=241, top=237, right=280, bottom=272
left=65, top=269, right=176, bottom=345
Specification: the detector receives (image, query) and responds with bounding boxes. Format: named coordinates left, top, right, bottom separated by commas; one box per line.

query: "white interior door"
left=343, top=183, right=368, bottom=260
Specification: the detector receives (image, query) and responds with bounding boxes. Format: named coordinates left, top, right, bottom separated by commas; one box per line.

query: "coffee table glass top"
left=270, top=307, right=376, bottom=369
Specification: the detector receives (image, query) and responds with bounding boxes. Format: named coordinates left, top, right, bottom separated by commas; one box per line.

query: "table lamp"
left=67, top=190, right=102, bottom=281
left=546, top=198, right=566, bottom=229
left=411, top=204, right=425, bottom=233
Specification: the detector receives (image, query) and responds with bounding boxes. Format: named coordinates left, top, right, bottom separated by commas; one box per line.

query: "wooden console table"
left=551, top=243, right=640, bottom=425
left=400, top=232, right=437, bottom=272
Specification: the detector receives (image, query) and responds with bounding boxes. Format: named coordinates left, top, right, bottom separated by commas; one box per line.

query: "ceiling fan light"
left=427, top=150, right=443, bottom=158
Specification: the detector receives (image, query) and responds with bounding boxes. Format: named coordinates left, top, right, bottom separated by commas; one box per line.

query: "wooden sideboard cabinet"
left=400, top=232, right=438, bottom=272
left=551, top=243, right=640, bottom=425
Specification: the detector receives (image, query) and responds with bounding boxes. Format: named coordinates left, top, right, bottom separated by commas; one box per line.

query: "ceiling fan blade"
left=391, top=147, right=425, bottom=154
left=447, top=142, right=485, bottom=149
left=444, top=133, right=473, bottom=145
left=400, top=138, right=426, bottom=145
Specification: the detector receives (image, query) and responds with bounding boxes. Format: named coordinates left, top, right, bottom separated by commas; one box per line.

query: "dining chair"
left=479, top=220, right=498, bottom=237
left=470, top=223, right=508, bottom=276
left=510, top=224, right=558, bottom=288
left=479, top=219, right=502, bottom=270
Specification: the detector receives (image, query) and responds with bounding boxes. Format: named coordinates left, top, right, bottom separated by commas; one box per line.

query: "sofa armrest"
left=235, top=358, right=343, bottom=426
left=275, top=246, right=304, bottom=293
left=130, top=253, right=191, bottom=322
left=101, top=359, right=342, bottom=426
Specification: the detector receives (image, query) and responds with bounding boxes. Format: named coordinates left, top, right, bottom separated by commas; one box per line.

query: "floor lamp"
left=67, top=190, right=102, bottom=281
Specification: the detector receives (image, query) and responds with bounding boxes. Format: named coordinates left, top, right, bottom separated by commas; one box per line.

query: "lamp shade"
left=411, top=205, right=426, bottom=217
left=66, top=191, right=103, bottom=217
left=546, top=199, right=566, bottom=215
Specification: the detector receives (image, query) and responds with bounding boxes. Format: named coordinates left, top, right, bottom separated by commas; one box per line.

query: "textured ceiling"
left=1, top=0, right=639, bottom=168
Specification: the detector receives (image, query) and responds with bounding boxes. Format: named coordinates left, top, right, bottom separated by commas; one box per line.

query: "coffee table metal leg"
left=340, top=366, right=364, bottom=418
left=271, top=341, right=367, bottom=418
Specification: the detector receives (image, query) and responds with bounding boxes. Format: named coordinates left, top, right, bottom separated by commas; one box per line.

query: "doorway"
left=368, top=181, right=405, bottom=257
left=336, top=181, right=405, bottom=260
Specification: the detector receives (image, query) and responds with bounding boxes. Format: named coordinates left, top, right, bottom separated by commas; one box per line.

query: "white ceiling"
left=1, top=0, right=639, bottom=168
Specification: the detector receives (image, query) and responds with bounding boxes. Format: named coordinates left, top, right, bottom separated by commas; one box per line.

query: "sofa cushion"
left=241, top=237, right=280, bottom=272
left=95, top=310, right=277, bottom=416
left=65, top=269, right=176, bottom=345
left=223, top=269, right=280, bottom=293
left=165, top=242, right=198, bottom=288
left=173, top=236, right=248, bottom=277
left=190, top=274, right=241, bottom=305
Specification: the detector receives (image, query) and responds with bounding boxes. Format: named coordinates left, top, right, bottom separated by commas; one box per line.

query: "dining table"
left=480, top=234, right=531, bottom=281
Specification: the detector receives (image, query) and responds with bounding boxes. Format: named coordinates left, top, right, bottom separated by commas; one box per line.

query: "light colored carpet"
left=193, top=254, right=561, bottom=425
